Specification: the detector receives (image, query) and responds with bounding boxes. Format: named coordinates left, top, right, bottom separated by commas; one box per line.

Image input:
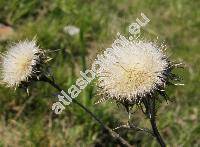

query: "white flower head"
left=1, top=40, right=46, bottom=88
left=63, top=25, right=80, bottom=36
left=95, top=36, right=171, bottom=104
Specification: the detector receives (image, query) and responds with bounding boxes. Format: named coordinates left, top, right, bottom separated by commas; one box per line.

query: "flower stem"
left=147, top=98, right=166, bottom=147
left=142, top=97, right=166, bottom=146
left=40, top=76, right=132, bottom=147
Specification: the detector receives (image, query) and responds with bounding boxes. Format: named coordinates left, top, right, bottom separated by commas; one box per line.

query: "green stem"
left=143, top=97, right=166, bottom=147
left=149, top=98, right=166, bottom=147
left=40, top=76, right=132, bottom=147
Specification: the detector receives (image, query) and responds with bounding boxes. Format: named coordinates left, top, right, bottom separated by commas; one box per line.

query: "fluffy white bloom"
left=63, top=25, right=80, bottom=36
left=96, top=36, right=169, bottom=103
left=1, top=40, right=43, bottom=88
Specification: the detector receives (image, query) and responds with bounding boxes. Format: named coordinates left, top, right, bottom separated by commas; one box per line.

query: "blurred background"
left=0, top=0, right=199, bottom=146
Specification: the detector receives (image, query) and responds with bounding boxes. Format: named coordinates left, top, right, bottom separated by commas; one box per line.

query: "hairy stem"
left=41, top=76, right=132, bottom=147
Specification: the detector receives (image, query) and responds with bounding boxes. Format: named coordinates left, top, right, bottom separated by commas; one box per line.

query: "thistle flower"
left=95, top=36, right=182, bottom=105
left=0, top=40, right=46, bottom=88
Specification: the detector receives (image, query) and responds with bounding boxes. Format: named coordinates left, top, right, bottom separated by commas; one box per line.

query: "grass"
left=0, top=0, right=199, bottom=146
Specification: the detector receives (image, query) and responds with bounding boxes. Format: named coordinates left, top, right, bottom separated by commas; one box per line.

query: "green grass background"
left=0, top=0, right=199, bottom=146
